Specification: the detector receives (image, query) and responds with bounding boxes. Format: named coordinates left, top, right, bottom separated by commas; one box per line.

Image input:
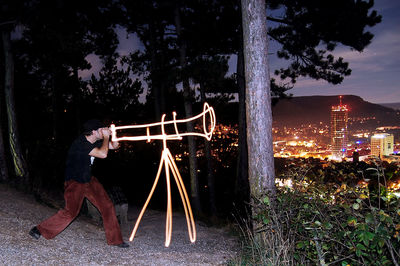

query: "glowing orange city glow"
left=389, top=181, right=400, bottom=191
left=110, top=103, right=216, bottom=247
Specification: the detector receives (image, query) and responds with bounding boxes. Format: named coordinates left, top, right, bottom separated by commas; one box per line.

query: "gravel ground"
left=0, top=184, right=239, bottom=265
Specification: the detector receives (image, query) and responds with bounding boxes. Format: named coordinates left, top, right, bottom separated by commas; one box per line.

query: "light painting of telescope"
left=109, top=103, right=216, bottom=247
left=110, top=102, right=216, bottom=143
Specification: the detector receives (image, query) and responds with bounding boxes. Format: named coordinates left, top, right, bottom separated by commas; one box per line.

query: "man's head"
left=83, top=119, right=105, bottom=136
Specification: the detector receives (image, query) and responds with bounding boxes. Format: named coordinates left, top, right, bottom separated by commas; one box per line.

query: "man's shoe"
left=29, top=226, right=41, bottom=240
left=116, top=242, right=129, bottom=248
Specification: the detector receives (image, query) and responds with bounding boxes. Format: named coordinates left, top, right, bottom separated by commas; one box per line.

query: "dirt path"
left=0, top=184, right=238, bottom=265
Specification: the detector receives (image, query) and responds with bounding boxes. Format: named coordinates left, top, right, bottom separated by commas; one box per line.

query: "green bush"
left=231, top=168, right=400, bottom=265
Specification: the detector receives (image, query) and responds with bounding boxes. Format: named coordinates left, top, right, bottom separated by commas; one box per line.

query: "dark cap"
left=83, top=119, right=105, bottom=132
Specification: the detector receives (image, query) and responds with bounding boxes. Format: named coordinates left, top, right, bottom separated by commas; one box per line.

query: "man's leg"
left=86, top=177, right=124, bottom=245
left=37, top=180, right=85, bottom=239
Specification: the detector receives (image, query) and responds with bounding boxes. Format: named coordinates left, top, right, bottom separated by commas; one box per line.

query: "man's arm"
left=109, top=140, right=120, bottom=150
left=89, top=128, right=110, bottom=158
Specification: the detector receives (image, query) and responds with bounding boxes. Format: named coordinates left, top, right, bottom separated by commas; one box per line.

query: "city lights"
left=272, top=96, right=400, bottom=162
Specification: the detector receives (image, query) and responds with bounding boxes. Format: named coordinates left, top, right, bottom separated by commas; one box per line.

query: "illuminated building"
left=330, top=96, right=348, bottom=160
left=371, top=133, right=394, bottom=158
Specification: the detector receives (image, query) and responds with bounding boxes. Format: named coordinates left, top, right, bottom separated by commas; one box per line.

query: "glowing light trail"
left=110, top=103, right=216, bottom=247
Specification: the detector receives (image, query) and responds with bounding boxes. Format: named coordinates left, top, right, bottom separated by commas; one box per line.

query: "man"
left=29, top=119, right=129, bottom=248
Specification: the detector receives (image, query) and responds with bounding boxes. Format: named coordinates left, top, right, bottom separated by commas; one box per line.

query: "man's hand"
left=89, top=128, right=111, bottom=159
left=101, top=127, right=111, bottom=138
left=103, top=127, right=120, bottom=149
left=110, top=141, right=120, bottom=150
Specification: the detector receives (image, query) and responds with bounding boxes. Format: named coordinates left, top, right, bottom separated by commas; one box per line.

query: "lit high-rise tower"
left=330, top=96, right=348, bottom=160
left=371, top=133, right=394, bottom=158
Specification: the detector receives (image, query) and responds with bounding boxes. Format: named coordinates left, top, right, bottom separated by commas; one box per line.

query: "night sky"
left=286, top=0, right=400, bottom=104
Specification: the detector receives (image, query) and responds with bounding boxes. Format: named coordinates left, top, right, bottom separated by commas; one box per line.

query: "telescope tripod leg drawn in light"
left=110, top=103, right=216, bottom=247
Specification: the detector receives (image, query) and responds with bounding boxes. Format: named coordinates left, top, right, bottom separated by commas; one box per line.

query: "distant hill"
left=272, top=95, right=400, bottom=127
left=380, top=102, right=400, bottom=110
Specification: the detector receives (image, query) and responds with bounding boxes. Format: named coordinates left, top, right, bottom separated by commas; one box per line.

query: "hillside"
left=380, top=102, right=400, bottom=110
left=272, top=95, right=400, bottom=127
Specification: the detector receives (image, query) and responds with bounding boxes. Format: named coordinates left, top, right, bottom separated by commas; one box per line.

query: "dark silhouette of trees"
left=19, top=0, right=120, bottom=135
left=119, top=0, right=178, bottom=120
left=87, top=56, right=144, bottom=118
left=119, top=0, right=239, bottom=214
left=191, top=56, right=236, bottom=216
left=0, top=0, right=127, bottom=194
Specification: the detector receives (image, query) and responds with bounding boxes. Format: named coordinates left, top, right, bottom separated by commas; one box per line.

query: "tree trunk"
left=199, top=82, right=217, bottom=216
left=148, top=22, right=162, bottom=121
left=73, top=67, right=81, bottom=134
left=0, top=29, right=9, bottom=181
left=182, top=80, right=201, bottom=214
left=0, top=104, right=9, bottom=182
left=51, top=74, right=59, bottom=143
left=2, top=30, right=29, bottom=187
left=241, top=0, right=276, bottom=200
left=174, top=5, right=201, bottom=213
left=235, top=16, right=250, bottom=218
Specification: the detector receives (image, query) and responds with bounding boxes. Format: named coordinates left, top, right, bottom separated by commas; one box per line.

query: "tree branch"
left=266, top=16, right=289, bottom=25
left=0, top=20, right=16, bottom=27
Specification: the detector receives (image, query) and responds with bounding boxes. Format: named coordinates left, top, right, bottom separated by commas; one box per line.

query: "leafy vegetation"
left=232, top=160, right=400, bottom=265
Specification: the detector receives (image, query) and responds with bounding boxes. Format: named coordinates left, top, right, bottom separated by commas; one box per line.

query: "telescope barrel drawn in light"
left=110, top=103, right=216, bottom=247
left=110, top=102, right=216, bottom=142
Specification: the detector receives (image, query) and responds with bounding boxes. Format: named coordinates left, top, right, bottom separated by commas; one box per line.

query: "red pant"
left=37, top=177, right=123, bottom=245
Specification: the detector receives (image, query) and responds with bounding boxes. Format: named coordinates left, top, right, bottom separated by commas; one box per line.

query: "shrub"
left=231, top=166, right=400, bottom=265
